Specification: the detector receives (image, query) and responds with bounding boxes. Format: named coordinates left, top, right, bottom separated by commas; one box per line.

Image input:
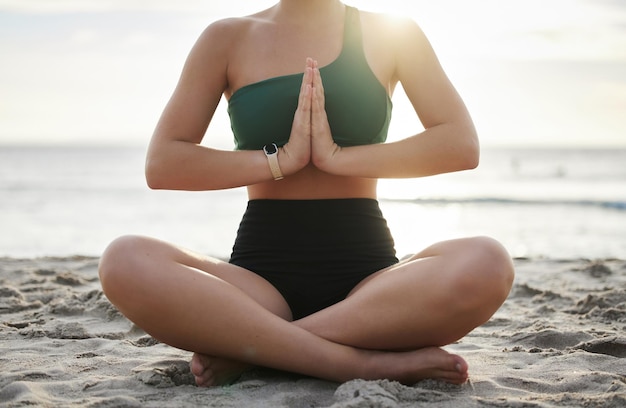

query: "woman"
left=99, top=0, right=514, bottom=387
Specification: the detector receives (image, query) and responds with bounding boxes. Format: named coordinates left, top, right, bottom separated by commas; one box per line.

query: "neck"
left=274, top=0, right=344, bottom=22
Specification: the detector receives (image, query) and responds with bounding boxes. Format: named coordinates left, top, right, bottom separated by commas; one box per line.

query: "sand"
left=1, top=256, right=625, bottom=407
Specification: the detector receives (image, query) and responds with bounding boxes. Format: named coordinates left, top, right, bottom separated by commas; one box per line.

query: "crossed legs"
left=98, top=235, right=514, bottom=386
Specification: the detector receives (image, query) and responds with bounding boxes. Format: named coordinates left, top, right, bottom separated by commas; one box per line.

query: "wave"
left=381, top=197, right=626, bottom=211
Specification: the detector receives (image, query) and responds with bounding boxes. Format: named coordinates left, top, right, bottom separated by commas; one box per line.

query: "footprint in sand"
left=510, top=329, right=594, bottom=350
left=574, top=337, right=626, bottom=358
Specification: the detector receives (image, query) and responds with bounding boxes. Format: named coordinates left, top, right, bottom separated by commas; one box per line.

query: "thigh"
left=99, top=235, right=293, bottom=320
left=297, top=236, right=513, bottom=349
left=349, top=235, right=513, bottom=298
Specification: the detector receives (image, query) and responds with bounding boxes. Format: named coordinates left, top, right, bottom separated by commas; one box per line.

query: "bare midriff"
left=247, top=164, right=377, bottom=200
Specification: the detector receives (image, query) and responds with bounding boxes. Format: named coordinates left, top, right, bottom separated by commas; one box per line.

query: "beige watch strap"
left=264, top=144, right=284, bottom=180
left=267, top=153, right=284, bottom=180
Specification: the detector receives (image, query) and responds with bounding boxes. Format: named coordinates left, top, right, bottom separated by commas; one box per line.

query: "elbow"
left=145, top=175, right=161, bottom=191
left=145, top=168, right=161, bottom=190
left=457, top=128, right=480, bottom=171
left=465, top=139, right=480, bottom=170
left=448, top=135, right=480, bottom=172
left=144, top=156, right=167, bottom=190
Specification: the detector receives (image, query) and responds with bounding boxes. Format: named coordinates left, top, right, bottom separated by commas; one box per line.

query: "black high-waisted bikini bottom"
left=229, top=199, right=399, bottom=320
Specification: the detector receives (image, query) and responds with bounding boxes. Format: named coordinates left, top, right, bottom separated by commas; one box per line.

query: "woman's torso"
left=221, top=4, right=399, bottom=200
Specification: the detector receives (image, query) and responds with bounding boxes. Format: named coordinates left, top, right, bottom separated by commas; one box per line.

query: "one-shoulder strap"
left=343, top=6, right=364, bottom=54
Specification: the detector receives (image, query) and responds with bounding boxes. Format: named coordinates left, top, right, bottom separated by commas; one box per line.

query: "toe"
left=189, top=353, right=207, bottom=377
left=195, top=370, right=215, bottom=387
left=190, top=353, right=217, bottom=387
left=452, top=355, right=469, bottom=374
left=441, top=354, right=468, bottom=383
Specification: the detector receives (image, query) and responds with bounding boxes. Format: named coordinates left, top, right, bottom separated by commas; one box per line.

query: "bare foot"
left=189, top=353, right=252, bottom=387
left=190, top=346, right=467, bottom=387
left=363, top=346, right=469, bottom=385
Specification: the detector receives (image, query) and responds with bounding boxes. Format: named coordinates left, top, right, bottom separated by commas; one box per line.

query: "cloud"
left=0, top=0, right=273, bottom=15
left=69, top=29, right=99, bottom=45
left=0, top=0, right=201, bottom=12
left=443, top=0, right=626, bottom=61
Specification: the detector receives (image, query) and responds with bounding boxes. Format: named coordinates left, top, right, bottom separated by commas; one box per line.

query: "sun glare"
left=350, top=0, right=623, bottom=61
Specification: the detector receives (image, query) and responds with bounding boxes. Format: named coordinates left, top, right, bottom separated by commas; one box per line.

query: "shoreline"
left=1, top=256, right=625, bottom=407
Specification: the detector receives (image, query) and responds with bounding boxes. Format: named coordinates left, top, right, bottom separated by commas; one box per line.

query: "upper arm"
left=392, top=19, right=474, bottom=131
left=151, top=19, right=234, bottom=145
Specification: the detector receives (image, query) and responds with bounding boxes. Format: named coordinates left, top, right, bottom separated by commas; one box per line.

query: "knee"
left=98, top=235, right=147, bottom=302
left=458, top=236, right=515, bottom=306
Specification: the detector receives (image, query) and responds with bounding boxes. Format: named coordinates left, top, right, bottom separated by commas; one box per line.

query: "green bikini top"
left=227, top=6, right=392, bottom=150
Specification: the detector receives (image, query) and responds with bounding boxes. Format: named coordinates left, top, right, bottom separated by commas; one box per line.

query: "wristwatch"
left=263, top=143, right=284, bottom=181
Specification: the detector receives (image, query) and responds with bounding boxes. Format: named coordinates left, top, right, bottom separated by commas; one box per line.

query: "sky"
left=0, top=0, right=625, bottom=148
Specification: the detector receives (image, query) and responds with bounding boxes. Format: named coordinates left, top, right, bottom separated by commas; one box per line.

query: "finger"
left=300, top=58, right=314, bottom=92
left=293, top=84, right=312, bottom=136
left=311, top=83, right=321, bottom=114
left=311, top=85, right=329, bottom=135
left=312, top=67, right=325, bottom=105
left=298, top=66, right=311, bottom=98
left=297, top=68, right=314, bottom=110
left=311, top=81, right=325, bottom=114
left=301, top=84, right=312, bottom=121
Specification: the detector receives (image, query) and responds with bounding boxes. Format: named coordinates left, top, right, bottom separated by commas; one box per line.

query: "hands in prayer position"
left=281, top=58, right=342, bottom=176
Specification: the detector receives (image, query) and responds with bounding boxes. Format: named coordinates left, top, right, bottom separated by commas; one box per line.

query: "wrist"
left=312, top=144, right=343, bottom=174
left=263, top=143, right=284, bottom=181
left=278, top=144, right=310, bottom=176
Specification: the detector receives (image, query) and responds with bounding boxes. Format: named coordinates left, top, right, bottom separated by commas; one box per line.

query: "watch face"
left=264, top=143, right=277, bottom=155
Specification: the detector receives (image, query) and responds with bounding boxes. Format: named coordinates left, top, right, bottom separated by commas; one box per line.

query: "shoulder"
left=184, top=14, right=264, bottom=78
left=191, top=12, right=274, bottom=61
left=195, top=16, right=254, bottom=51
left=357, top=9, right=431, bottom=82
left=359, top=10, right=428, bottom=51
left=363, top=10, right=442, bottom=69
left=198, top=6, right=277, bottom=43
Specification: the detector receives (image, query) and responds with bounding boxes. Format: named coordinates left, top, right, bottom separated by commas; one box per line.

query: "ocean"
left=1, top=145, right=625, bottom=260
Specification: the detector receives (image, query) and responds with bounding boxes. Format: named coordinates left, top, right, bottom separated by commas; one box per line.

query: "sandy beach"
left=1, top=256, right=625, bottom=407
